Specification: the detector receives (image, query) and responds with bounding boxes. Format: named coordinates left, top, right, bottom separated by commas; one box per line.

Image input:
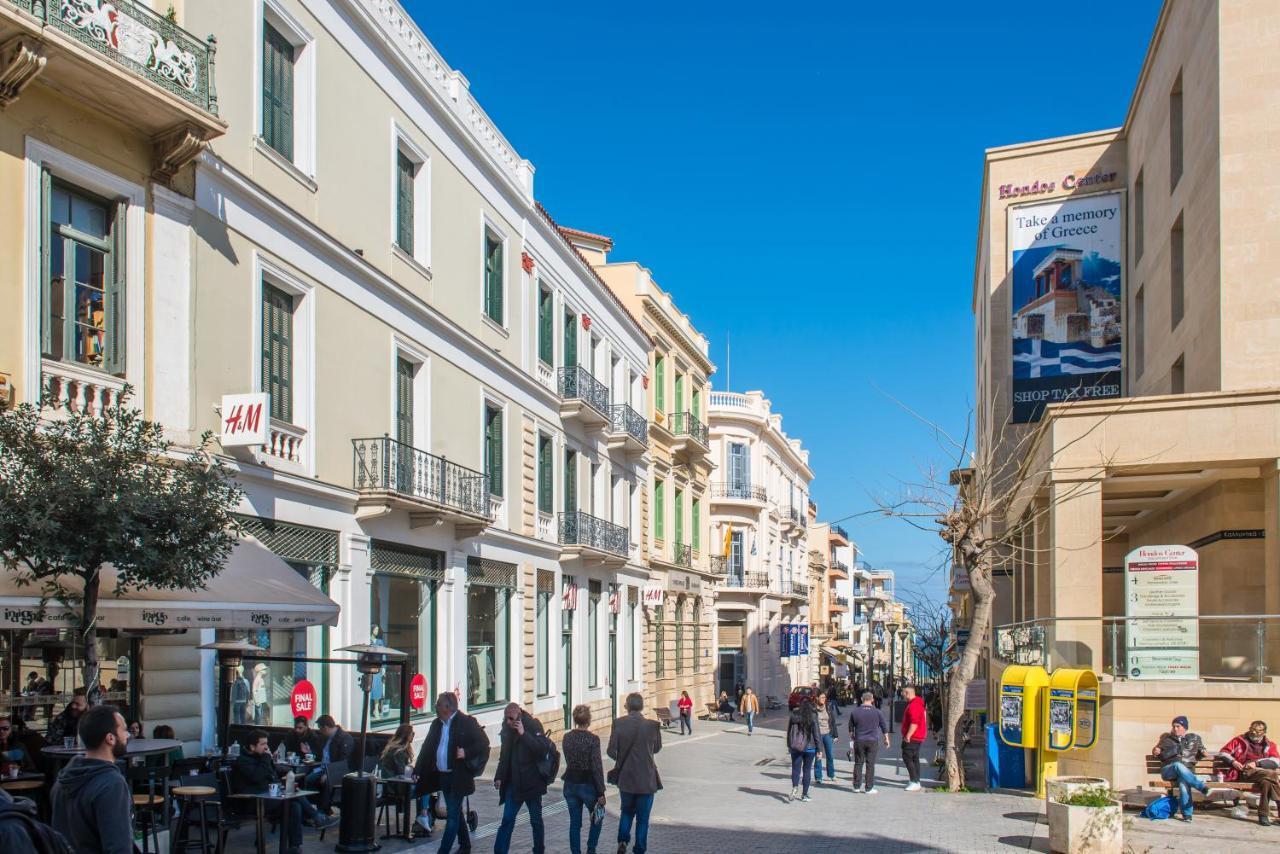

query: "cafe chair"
left=317, top=759, right=347, bottom=842
left=170, top=771, right=220, bottom=854
left=126, top=764, right=170, bottom=854
left=214, top=766, right=254, bottom=852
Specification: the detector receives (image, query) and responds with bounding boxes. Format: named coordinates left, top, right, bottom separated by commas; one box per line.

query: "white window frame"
left=390, top=337, right=430, bottom=450
left=23, top=139, right=146, bottom=404
left=256, top=0, right=317, bottom=181
left=390, top=122, right=431, bottom=273
left=251, top=253, right=315, bottom=475
left=480, top=215, right=508, bottom=330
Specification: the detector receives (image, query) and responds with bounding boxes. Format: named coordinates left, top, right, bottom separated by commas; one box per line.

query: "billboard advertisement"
left=1009, top=192, right=1124, bottom=422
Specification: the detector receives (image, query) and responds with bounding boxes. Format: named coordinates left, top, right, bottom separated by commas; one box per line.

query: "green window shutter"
left=538, top=287, right=553, bottom=364
left=563, top=311, right=577, bottom=368
left=538, top=435, right=552, bottom=513
left=262, top=21, right=295, bottom=161
left=674, top=489, right=684, bottom=546
left=261, top=284, right=294, bottom=423
left=654, top=480, right=665, bottom=541
left=564, top=450, right=576, bottom=514
left=39, top=167, right=52, bottom=356
left=655, top=357, right=665, bottom=413
left=396, top=152, right=414, bottom=253
left=674, top=374, right=684, bottom=414
left=692, top=389, right=701, bottom=420
left=396, top=358, right=414, bottom=447
left=692, top=499, right=701, bottom=551
left=484, top=232, right=503, bottom=323
left=485, top=405, right=503, bottom=497
left=104, top=198, right=127, bottom=376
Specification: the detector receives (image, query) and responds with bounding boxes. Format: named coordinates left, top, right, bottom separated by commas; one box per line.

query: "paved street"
left=242, top=707, right=1280, bottom=853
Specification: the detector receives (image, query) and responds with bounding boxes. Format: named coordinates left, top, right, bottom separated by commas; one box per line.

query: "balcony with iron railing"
left=830, top=524, right=850, bottom=544
left=828, top=558, right=850, bottom=578
left=558, top=510, right=629, bottom=566
left=781, top=505, right=805, bottom=534
left=710, top=481, right=768, bottom=505
left=607, top=403, right=648, bottom=456
left=672, top=542, right=692, bottom=568
left=557, top=366, right=610, bottom=428
left=666, top=411, right=709, bottom=461
left=708, top=555, right=728, bottom=577
left=781, top=580, right=809, bottom=599
left=353, top=436, right=491, bottom=536
left=1, top=0, right=225, bottom=177
left=830, top=594, right=850, bottom=610
left=720, top=570, right=769, bottom=591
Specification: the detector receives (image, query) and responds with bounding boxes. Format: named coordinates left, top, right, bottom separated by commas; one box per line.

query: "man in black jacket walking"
left=493, top=703, right=549, bottom=854
left=414, top=692, right=490, bottom=854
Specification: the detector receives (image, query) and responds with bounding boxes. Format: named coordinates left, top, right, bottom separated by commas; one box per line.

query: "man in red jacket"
left=900, top=685, right=928, bottom=791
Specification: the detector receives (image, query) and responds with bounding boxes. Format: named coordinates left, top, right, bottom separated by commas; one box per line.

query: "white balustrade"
left=40, top=359, right=127, bottom=415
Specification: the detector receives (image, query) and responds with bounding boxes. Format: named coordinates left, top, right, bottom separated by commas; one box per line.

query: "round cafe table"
left=41, top=737, right=183, bottom=765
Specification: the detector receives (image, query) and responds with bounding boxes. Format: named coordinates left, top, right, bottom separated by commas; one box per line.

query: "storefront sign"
left=409, top=673, right=428, bottom=710
left=1008, top=192, right=1124, bottom=422
left=1124, top=545, right=1199, bottom=679
left=641, top=585, right=664, bottom=607
left=220, top=393, right=269, bottom=447
left=290, top=679, right=317, bottom=720
left=562, top=581, right=579, bottom=611
left=666, top=571, right=703, bottom=594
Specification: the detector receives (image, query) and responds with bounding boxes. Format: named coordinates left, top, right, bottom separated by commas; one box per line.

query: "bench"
left=765, top=695, right=783, bottom=711
left=703, top=702, right=730, bottom=722
left=655, top=708, right=673, bottom=729
left=1145, top=756, right=1253, bottom=806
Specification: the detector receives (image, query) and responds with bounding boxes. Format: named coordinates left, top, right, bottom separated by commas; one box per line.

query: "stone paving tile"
left=221, top=708, right=1278, bottom=853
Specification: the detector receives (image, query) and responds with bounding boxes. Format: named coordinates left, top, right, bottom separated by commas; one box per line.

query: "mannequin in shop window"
left=369, top=625, right=387, bottom=716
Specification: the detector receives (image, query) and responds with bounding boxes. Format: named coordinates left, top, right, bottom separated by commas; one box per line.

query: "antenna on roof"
left=726, top=332, right=731, bottom=391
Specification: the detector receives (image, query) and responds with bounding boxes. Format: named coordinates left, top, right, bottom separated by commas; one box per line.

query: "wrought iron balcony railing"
left=832, top=595, right=850, bottom=608
left=831, top=524, right=850, bottom=541
left=558, top=510, right=628, bottom=558
left=672, top=543, right=692, bottom=567
left=708, top=555, right=728, bottom=576
left=783, top=505, right=804, bottom=526
left=353, top=437, right=490, bottom=517
left=711, top=482, right=767, bottom=502
left=667, top=411, right=708, bottom=447
left=609, top=403, right=648, bottom=445
left=783, top=580, right=810, bottom=597
left=11, top=0, right=219, bottom=114
left=721, top=571, right=769, bottom=590
left=829, top=558, right=850, bottom=575
left=557, top=366, right=610, bottom=416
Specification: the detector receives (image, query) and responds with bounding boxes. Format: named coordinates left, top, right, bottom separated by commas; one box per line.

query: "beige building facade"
left=969, top=0, right=1280, bottom=790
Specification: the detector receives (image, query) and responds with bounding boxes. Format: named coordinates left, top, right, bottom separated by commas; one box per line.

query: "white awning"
left=0, top=536, right=340, bottom=630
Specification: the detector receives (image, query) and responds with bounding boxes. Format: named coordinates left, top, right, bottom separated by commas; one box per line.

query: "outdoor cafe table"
left=229, top=789, right=319, bottom=854
left=41, top=737, right=183, bottom=765
left=0, top=771, right=47, bottom=820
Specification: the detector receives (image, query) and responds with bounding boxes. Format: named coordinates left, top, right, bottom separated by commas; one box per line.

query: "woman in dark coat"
left=786, top=697, right=820, bottom=802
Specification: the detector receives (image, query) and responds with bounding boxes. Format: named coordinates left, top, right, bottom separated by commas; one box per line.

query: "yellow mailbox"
left=998, top=665, right=1050, bottom=748
left=1044, top=668, right=1100, bottom=752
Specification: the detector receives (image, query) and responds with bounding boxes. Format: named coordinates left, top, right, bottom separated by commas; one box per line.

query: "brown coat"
left=606, top=711, right=663, bottom=795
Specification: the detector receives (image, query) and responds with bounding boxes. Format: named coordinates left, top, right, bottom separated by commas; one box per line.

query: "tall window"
left=729, top=530, right=744, bottom=577
left=466, top=558, right=514, bottom=708
left=628, top=594, right=638, bottom=680
left=563, top=310, right=577, bottom=367
left=395, top=357, right=414, bottom=447
left=536, top=571, right=552, bottom=696
left=674, top=489, right=684, bottom=546
left=538, top=286, right=553, bottom=365
left=654, top=480, right=665, bottom=541
left=564, top=449, right=576, bottom=514
left=692, top=599, right=702, bottom=674
left=691, top=388, right=701, bottom=420
left=42, top=179, right=123, bottom=373
left=484, top=403, right=503, bottom=497
left=654, top=356, right=665, bottom=413
left=675, top=597, right=685, bottom=674
left=1135, top=286, right=1146, bottom=379
left=1169, top=73, right=1183, bottom=192
left=262, top=20, right=295, bottom=160
left=654, top=606, right=665, bottom=678
left=674, top=374, right=684, bottom=413
left=369, top=541, right=442, bottom=725
left=395, top=151, right=415, bottom=253
left=483, top=229, right=504, bottom=324
left=692, top=498, right=701, bottom=552
left=537, top=434, right=553, bottom=514
left=1133, top=168, right=1144, bottom=262
left=588, top=581, right=601, bottom=687
left=1170, top=214, right=1184, bottom=329
left=728, top=443, right=749, bottom=488
left=262, top=283, right=294, bottom=422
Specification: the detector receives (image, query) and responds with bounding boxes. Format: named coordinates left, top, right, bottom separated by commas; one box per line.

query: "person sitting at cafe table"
left=46, top=687, right=87, bottom=745
left=379, top=723, right=434, bottom=835
left=304, top=714, right=353, bottom=813
left=152, top=724, right=184, bottom=764
left=233, top=729, right=337, bottom=853
left=284, top=715, right=317, bottom=758
left=0, top=714, right=37, bottom=773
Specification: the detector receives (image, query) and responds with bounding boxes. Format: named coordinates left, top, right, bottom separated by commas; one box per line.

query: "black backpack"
left=0, top=808, right=75, bottom=854
left=535, top=734, right=561, bottom=783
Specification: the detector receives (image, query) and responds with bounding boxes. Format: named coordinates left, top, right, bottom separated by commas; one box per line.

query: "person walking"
left=676, top=691, right=693, bottom=735
left=607, top=693, right=662, bottom=854
left=786, top=697, right=820, bottom=802
left=562, top=704, right=606, bottom=854
left=414, top=692, right=490, bottom=854
left=739, top=688, right=760, bottom=736
left=1152, top=715, right=1210, bottom=822
left=900, top=685, right=928, bottom=791
left=1216, top=720, right=1280, bottom=826
left=50, top=704, right=133, bottom=854
left=812, top=691, right=838, bottom=785
left=493, top=703, right=550, bottom=854
left=849, top=691, right=890, bottom=794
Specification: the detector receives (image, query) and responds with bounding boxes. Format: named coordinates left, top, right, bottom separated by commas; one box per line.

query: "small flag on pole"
left=722, top=522, right=732, bottom=556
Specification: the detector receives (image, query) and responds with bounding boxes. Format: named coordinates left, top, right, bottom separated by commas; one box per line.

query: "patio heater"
left=886, top=621, right=900, bottom=733
left=198, top=639, right=264, bottom=754
left=334, top=642, right=406, bottom=853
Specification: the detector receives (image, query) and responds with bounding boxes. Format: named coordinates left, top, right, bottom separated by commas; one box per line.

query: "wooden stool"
left=0, top=779, right=43, bottom=793
left=170, top=785, right=217, bottom=854
left=0, top=778, right=47, bottom=820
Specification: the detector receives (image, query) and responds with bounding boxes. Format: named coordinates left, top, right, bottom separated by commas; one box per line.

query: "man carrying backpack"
left=493, top=702, right=553, bottom=854
left=1, top=787, right=74, bottom=853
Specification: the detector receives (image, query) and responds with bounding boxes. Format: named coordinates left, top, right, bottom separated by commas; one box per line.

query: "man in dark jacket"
left=493, top=703, right=549, bottom=854
left=607, top=693, right=662, bottom=854
left=414, top=692, right=490, bottom=854
left=45, top=688, right=87, bottom=746
left=1152, top=715, right=1210, bottom=821
left=849, top=691, right=890, bottom=794
left=305, top=714, right=353, bottom=812
left=233, top=729, right=335, bottom=853
left=283, top=715, right=318, bottom=757
left=50, top=703, right=132, bottom=854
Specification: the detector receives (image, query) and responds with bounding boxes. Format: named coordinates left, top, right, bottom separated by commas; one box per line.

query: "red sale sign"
left=290, top=679, right=317, bottom=720
left=409, top=673, right=427, bottom=710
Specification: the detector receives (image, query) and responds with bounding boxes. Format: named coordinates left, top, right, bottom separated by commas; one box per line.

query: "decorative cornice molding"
left=644, top=301, right=713, bottom=376
left=0, top=35, right=46, bottom=108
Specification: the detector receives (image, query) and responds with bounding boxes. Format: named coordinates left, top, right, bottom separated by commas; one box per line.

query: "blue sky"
left=404, top=0, right=1162, bottom=602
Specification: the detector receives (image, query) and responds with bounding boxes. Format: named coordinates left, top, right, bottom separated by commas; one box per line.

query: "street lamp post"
left=334, top=642, right=407, bottom=853
left=198, top=639, right=265, bottom=756
left=898, top=628, right=910, bottom=687
left=886, top=621, right=900, bottom=733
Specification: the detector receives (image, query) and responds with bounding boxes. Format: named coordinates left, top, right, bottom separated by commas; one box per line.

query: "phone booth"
left=997, top=665, right=1050, bottom=749
left=1044, top=667, right=1100, bottom=752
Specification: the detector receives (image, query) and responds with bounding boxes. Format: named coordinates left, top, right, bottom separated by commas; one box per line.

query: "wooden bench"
left=1145, top=756, right=1253, bottom=804
left=655, top=707, right=673, bottom=729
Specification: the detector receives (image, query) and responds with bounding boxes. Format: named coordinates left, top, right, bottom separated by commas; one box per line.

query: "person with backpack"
left=50, top=704, right=133, bottom=854
left=786, top=697, right=820, bottom=802
left=1, top=786, right=74, bottom=853
left=493, top=702, right=552, bottom=854
left=561, top=704, right=606, bottom=854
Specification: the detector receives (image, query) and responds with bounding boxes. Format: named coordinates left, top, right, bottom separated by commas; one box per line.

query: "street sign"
left=409, top=673, right=428, bottom=710
left=220, top=393, right=269, bottom=447
left=290, top=679, right=317, bottom=720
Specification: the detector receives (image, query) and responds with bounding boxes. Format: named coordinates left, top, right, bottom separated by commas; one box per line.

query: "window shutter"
left=262, top=284, right=293, bottom=423
left=563, top=311, right=577, bottom=368
left=692, top=498, right=701, bottom=551
left=491, top=239, right=504, bottom=322
left=263, top=23, right=294, bottom=160
left=674, top=374, right=684, bottom=413
left=564, top=450, right=576, bottom=514
left=538, top=436, right=552, bottom=513
left=486, top=406, right=503, bottom=497
left=39, top=167, right=52, bottom=356
left=655, top=481, right=665, bottom=541
left=396, top=357, right=414, bottom=447
left=396, top=152, right=414, bottom=253
left=538, top=288, right=553, bottom=364
left=692, top=389, right=701, bottom=420
left=655, top=357, right=665, bottom=413
left=674, top=490, right=684, bottom=546
left=104, top=198, right=127, bottom=376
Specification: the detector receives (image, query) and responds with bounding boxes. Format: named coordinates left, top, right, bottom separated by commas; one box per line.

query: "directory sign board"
left=1008, top=192, right=1124, bottom=422
left=1124, top=545, right=1199, bottom=679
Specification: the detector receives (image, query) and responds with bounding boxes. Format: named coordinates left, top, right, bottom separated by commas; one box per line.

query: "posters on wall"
left=1047, top=688, right=1075, bottom=750
left=1000, top=688, right=1024, bottom=745
left=1009, top=192, right=1124, bottom=423
left=1124, top=545, right=1199, bottom=679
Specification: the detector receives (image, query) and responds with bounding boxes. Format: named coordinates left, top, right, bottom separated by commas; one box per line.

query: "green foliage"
left=1058, top=786, right=1116, bottom=808
left=0, top=389, right=242, bottom=694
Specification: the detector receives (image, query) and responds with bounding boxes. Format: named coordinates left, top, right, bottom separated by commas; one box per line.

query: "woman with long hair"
left=786, top=697, right=820, bottom=802
left=677, top=690, right=693, bottom=735
left=561, top=704, right=606, bottom=854
left=378, top=723, right=432, bottom=834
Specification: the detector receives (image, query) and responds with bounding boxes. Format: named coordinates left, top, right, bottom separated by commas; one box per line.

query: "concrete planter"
left=1046, top=779, right=1122, bottom=854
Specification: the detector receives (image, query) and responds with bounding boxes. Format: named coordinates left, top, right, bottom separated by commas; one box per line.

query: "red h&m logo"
left=220, top=393, right=270, bottom=447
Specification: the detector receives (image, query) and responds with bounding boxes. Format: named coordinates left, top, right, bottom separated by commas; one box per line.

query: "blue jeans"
left=617, top=791, right=654, bottom=854
left=1161, top=762, right=1208, bottom=817
left=564, top=781, right=602, bottom=854
left=494, top=794, right=544, bottom=854
left=745, top=712, right=755, bottom=733
left=679, top=712, right=692, bottom=735
left=790, top=749, right=815, bottom=794
left=435, top=776, right=470, bottom=853
left=814, top=733, right=836, bottom=780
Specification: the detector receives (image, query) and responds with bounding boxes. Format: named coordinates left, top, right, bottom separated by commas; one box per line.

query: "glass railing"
left=352, top=437, right=490, bottom=517
left=994, top=615, right=1280, bottom=681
